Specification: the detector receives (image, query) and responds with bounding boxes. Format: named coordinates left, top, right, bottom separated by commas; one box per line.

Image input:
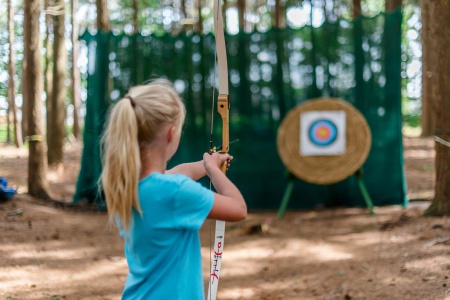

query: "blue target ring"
left=308, top=119, right=338, bottom=147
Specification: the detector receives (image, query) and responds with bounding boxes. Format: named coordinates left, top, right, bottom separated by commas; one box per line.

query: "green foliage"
left=403, top=112, right=420, bottom=128
left=401, top=1, right=422, bottom=127
left=0, top=0, right=425, bottom=140
left=0, top=123, right=10, bottom=143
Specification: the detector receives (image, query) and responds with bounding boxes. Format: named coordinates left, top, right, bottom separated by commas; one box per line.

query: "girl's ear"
left=167, top=126, right=176, bottom=143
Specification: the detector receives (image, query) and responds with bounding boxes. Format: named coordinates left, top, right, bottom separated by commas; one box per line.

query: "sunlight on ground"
left=219, top=287, right=256, bottom=299
left=0, top=259, right=126, bottom=290
left=328, top=232, right=385, bottom=246
left=0, top=146, right=28, bottom=158
left=403, top=149, right=435, bottom=159
left=405, top=254, right=450, bottom=271
left=202, top=238, right=354, bottom=281
left=305, top=243, right=353, bottom=261
left=217, top=244, right=274, bottom=260
left=7, top=247, right=98, bottom=260
left=388, top=234, right=418, bottom=244
left=402, top=126, right=422, bottom=137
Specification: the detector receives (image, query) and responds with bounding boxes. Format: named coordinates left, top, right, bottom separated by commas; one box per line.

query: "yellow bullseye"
left=316, top=127, right=330, bottom=139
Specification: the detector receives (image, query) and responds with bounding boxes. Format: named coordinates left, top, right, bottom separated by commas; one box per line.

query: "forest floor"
left=1, top=134, right=449, bottom=300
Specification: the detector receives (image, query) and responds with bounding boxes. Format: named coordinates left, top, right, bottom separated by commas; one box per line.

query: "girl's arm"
left=166, top=161, right=206, bottom=181
left=166, top=153, right=230, bottom=181
left=203, top=153, right=247, bottom=222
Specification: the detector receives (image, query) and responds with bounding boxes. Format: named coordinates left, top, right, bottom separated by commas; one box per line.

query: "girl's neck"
left=139, top=147, right=167, bottom=179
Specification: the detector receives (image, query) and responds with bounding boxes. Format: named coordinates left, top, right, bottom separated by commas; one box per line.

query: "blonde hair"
left=100, top=79, right=185, bottom=230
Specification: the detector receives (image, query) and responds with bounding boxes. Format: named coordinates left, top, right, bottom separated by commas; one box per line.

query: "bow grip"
left=217, top=94, right=229, bottom=174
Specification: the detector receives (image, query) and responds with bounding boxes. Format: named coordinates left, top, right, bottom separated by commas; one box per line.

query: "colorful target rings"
left=308, top=119, right=338, bottom=147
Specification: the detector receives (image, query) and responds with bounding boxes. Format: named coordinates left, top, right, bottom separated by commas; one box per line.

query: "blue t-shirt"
left=120, top=173, right=214, bottom=300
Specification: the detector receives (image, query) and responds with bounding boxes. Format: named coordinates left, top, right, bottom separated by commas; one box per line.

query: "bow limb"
left=214, top=0, right=229, bottom=166
left=208, top=1, right=229, bottom=299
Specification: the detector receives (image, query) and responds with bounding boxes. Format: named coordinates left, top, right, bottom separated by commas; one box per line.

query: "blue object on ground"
left=0, top=177, right=17, bottom=201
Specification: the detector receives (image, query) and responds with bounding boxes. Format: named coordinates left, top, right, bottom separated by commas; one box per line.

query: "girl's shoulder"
left=139, top=172, right=192, bottom=188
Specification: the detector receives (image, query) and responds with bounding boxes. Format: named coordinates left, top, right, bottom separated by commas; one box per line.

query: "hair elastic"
left=125, top=95, right=136, bottom=108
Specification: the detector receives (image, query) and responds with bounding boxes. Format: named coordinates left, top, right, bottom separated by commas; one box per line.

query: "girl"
left=100, top=79, right=247, bottom=300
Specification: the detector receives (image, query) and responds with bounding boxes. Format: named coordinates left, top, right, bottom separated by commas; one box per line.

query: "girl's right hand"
left=203, top=152, right=232, bottom=173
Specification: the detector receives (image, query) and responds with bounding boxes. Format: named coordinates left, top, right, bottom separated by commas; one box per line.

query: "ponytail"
left=100, top=80, right=185, bottom=231
left=101, top=99, right=141, bottom=230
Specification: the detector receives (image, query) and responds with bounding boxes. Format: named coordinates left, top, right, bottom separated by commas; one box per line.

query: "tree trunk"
left=180, top=0, right=186, bottom=18
left=6, top=0, right=12, bottom=144
left=45, top=0, right=54, bottom=149
left=179, top=0, right=186, bottom=32
left=274, top=0, right=286, bottom=29
left=72, top=0, right=81, bottom=140
left=238, top=0, right=245, bottom=31
left=196, top=0, right=202, bottom=34
left=48, top=0, right=67, bottom=168
left=8, top=0, right=23, bottom=148
left=386, top=0, right=402, bottom=11
left=181, top=0, right=186, bottom=20
left=96, top=0, right=110, bottom=31
left=132, top=0, right=139, bottom=34
left=424, top=1, right=450, bottom=216
left=420, top=0, right=434, bottom=136
left=6, top=100, right=11, bottom=143
left=24, top=0, right=51, bottom=199
left=353, top=0, right=361, bottom=18
left=223, top=0, right=227, bottom=31
left=21, top=53, right=28, bottom=142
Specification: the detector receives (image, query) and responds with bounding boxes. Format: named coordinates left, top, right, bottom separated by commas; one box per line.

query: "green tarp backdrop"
left=73, top=9, right=407, bottom=210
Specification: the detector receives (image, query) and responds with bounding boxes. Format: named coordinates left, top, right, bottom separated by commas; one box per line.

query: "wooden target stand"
left=276, top=98, right=374, bottom=219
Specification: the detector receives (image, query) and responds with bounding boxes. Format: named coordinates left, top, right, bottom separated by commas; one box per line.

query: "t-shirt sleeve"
left=172, top=177, right=214, bottom=230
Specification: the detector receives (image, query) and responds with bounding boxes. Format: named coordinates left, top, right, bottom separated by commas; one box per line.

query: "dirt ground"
left=1, top=135, right=449, bottom=300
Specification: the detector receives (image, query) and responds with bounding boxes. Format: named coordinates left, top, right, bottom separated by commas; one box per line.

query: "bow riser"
left=218, top=94, right=230, bottom=173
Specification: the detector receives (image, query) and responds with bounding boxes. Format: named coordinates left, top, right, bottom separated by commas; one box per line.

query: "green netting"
left=73, top=9, right=407, bottom=210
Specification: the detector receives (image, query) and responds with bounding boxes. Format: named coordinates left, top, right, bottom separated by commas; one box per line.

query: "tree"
left=21, top=54, right=28, bottom=142
left=97, top=0, right=110, bottom=31
left=8, top=0, right=23, bottom=148
left=425, top=1, right=450, bottom=216
left=353, top=0, right=361, bottom=17
left=132, top=0, right=139, bottom=34
left=386, top=0, right=402, bottom=11
left=44, top=0, right=54, bottom=149
left=420, top=0, right=433, bottom=136
left=275, top=0, right=286, bottom=28
left=181, top=0, right=186, bottom=23
left=47, top=0, right=67, bottom=168
left=196, top=0, right=202, bottom=34
left=238, top=0, right=245, bottom=30
left=23, top=0, right=51, bottom=199
left=72, top=0, right=81, bottom=139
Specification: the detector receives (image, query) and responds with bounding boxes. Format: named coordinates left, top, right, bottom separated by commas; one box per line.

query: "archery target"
left=300, top=110, right=346, bottom=156
left=308, top=120, right=338, bottom=146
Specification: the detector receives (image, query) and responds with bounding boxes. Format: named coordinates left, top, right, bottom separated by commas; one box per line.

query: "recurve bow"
left=208, top=0, right=229, bottom=299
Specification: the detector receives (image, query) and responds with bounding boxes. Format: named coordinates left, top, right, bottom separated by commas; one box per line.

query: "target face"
left=300, top=111, right=346, bottom=156
left=308, top=120, right=338, bottom=146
